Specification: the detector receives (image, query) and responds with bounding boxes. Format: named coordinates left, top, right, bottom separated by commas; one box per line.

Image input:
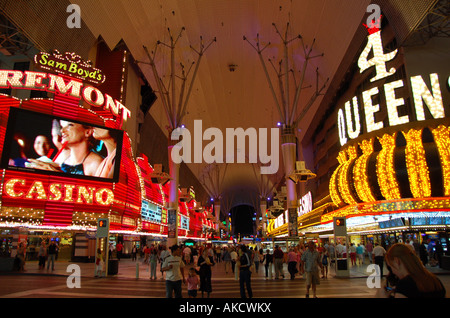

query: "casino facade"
left=266, top=4, right=450, bottom=253
left=0, top=49, right=215, bottom=261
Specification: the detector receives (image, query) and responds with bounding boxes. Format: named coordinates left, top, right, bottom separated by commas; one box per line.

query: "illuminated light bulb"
left=431, top=125, right=450, bottom=196
left=345, top=96, right=361, bottom=139
left=376, top=133, right=401, bottom=200
left=358, top=30, right=398, bottom=82
left=337, top=108, right=348, bottom=146
left=353, top=138, right=376, bottom=202
left=403, top=128, right=431, bottom=198
left=329, top=151, right=346, bottom=206
left=363, top=86, right=383, bottom=133
left=337, top=145, right=358, bottom=205
left=411, top=73, right=445, bottom=121
left=385, top=79, right=409, bottom=126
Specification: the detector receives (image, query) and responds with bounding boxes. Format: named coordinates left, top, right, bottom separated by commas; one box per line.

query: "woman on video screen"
left=93, top=127, right=117, bottom=179
left=29, top=120, right=103, bottom=176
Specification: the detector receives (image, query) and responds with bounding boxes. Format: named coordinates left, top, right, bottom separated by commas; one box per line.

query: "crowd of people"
left=134, top=241, right=363, bottom=299
left=132, top=238, right=446, bottom=299
left=14, top=240, right=59, bottom=272
left=136, top=242, right=257, bottom=298
left=8, top=236, right=448, bottom=299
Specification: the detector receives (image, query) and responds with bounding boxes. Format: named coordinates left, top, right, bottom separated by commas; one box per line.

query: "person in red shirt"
left=116, top=242, right=123, bottom=261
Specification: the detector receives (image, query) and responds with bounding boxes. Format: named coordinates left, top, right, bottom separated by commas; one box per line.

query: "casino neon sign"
left=337, top=19, right=449, bottom=147
left=4, top=178, right=114, bottom=206
left=0, top=69, right=131, bottom=121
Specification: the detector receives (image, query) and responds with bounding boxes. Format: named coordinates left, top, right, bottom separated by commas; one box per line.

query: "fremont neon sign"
left=337, top=28, right=448, bottom=147
left=0, top=69, right=131, bottom=121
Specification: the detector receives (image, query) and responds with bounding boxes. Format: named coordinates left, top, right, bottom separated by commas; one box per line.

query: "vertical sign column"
left=333, top=217, right=349, bottom=277
left=167, top=208, right=177, bottom=243
left=96, top=218, right=109, bottom=277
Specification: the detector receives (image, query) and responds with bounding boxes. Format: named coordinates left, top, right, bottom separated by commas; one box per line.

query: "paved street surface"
left=1, top=257, right=449, bottom=299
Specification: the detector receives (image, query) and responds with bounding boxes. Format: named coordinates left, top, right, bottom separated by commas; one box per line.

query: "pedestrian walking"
left=161, top=245, right=186, bottom=298
left=273, top=245, right=284, bottom=279
left=253, top=248, right=261, bottom=273
left=349, top=243, right=357, bottom=266
left=47, top=240, right=57, bottom=271
left=365, top=241, right=373, bottom=263
left=38, top=241, right=47, bottom=270
left=116, top=241, right=123, bottom=261
left=149, top=248, right=158, bottom=279
left=159, top=245, right=170, bottom=279
left=16, top=242, right=26, bottom=272
left=239, top=245, right=253, bottom=298
left=230, top=247, right=238, bottom=275
left=222, top=247, right=232, bottom=274
left=321, top=249, right=329, bottom=278
left=264, top=249, right=273, bottom=279
left=183, top=245, right=192, bottom=265
left=186, top=267, right=199, bottom=298
left=419, top=241, right=428, bottom=266
left=373, top=242, right=387, bottom=278
left=95, top=248, right=104, bottom=277
left=131, top=244, right=137, bottom=261
left=301, top=241, right=322, bottom=298
left=356, top=243, right=365, bottom=265
left=287, top=248, right=298, bottom=280
left=197, top=249, right=214, bottom=298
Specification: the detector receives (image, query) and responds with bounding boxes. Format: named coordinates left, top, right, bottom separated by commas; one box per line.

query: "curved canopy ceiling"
left=71, top=0, right=372, bottom=212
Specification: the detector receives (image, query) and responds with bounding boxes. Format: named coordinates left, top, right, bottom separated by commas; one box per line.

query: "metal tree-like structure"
left=244, top=22, right=329, bottom=237
left=137, top=27, right=215, bottom=246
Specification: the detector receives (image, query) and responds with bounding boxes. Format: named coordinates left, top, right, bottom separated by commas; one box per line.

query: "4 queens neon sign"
left=337, top=13, right=449, bottom=147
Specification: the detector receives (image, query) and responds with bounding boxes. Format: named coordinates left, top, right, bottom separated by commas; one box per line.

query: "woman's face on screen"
left=60, top=121, right=91, bottom=145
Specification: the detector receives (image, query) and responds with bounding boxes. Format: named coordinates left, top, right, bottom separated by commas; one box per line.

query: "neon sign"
left=0, top=69, right=131, bottom=121
left=298, top=191, right=313, bottom=216
left=35, top=51, right=106, bottom=85
left=4, top=178, right=114, bottom=206
left=337, top=21, right=448, bottom=147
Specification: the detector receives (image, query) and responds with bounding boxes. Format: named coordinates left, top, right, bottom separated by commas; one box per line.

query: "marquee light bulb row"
left=337, top=146, right=358, bottom=205
left=321, top=197, right=450, bottom=224
left=431, top=125, right=450, bottom=196
left=0, top=207, right=44, bottom=225
left=72, top=211, right=105, bottom=227
left=403, top=128, right=431, bottom=198
left=376, top=133, right=401, bottom=200
left=353, top=138, right=376, bottom=202
left=329, top=125, right=450, bottom=207
left=329, top=153, right=346, bottom=207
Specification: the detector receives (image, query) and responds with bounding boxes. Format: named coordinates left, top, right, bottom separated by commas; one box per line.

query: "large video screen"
left=1, top=107, right=123, bottom=182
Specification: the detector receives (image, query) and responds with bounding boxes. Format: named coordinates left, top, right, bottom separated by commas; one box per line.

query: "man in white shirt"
left=159, top=245, right=170, bottom=279
left=162, top=245, right=186, bottom=298
left=372, top=242, right=386, bottom=278
left=230, top=247, right=238, bottom=274
left=336, top=242, right=344, bottom=257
